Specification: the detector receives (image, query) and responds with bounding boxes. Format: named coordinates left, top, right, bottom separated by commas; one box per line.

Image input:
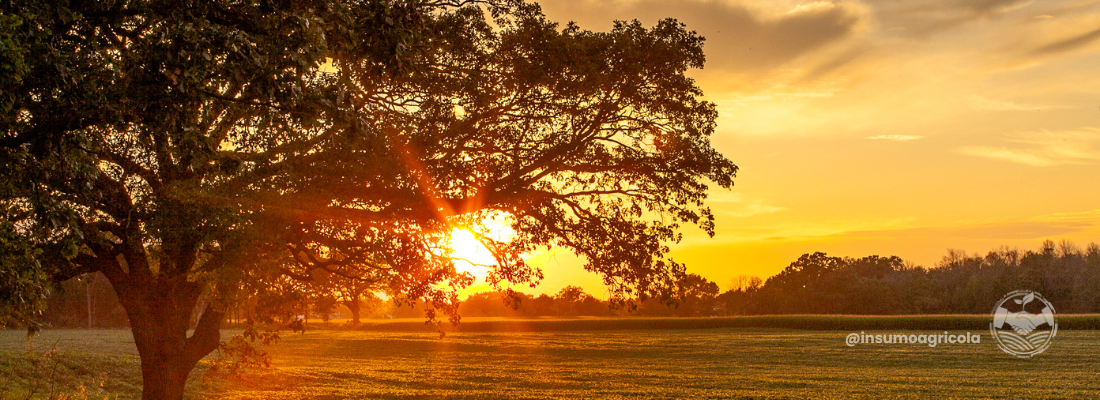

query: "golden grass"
left=5, top=316, right=1100, bottom=399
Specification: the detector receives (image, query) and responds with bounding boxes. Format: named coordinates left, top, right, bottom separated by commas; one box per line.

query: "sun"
left=449, top=228, right=496, bottom=279
left=446, top=213, right=517, bottom=285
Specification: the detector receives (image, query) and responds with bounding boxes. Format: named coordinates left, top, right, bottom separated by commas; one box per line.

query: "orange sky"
left=462, top=0, right=1100, bottom=298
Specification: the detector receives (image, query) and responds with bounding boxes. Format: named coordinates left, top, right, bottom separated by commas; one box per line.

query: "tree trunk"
left=136, top=353, right=192, bottom=400
left=110, top=275, right=224, bottom=400
left=85, top=276, right=93, bottom=329
left=346, top=298, right=361, bottom=325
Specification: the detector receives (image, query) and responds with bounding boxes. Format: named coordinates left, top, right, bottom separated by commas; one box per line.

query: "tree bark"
left=345, top=297, right=361, bottom=325
left=109, top=274, right=224, bottom=400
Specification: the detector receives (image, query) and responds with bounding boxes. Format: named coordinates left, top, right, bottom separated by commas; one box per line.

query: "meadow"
left=3, top=317, right=1100, bottom=399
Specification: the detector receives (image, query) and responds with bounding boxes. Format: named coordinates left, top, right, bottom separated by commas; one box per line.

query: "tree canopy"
left=0, top=0, right=735, bottom=398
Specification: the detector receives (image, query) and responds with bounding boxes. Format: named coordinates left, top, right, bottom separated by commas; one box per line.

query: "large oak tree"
left=0, top=0, right=737, bottom=398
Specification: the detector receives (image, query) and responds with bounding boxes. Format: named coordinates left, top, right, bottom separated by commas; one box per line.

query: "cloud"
left=1027, top=0, right=1100, bottom=20
left=969, top=95, right=1053, bottom=111
left=705, top=192, right=786, bottom=218
left=533, top=0, right=865, bottom=72
left=799, top=45, right=869, bottom=81
left=867, top=135, right=923, bottom=140
left=868, top=0, right=1033, bottom=36
left=727, top=203, right=787, bottom=218
left=1031, top=26, right=1100, bottom=56
left=835, top=218, right=1098, bottom=242
left=957, top=128, right=1100, bottom=166
left=956, top=147, right=1060, bottom=166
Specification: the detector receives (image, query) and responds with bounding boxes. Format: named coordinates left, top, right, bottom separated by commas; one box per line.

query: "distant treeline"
left=33, top=240, right=1100, bottom=326
left=735, top=240, right=1100, bottom=315
left=460, top=240, right=1100, bottom=317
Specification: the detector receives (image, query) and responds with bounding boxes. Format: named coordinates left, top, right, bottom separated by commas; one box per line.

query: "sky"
left=461, top=0, right=1100, bottom=298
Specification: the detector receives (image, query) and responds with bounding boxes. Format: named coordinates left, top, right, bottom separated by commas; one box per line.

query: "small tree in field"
left=0, top=0, right=736, bottom=398
left=313, top=272, right=384, bottom=325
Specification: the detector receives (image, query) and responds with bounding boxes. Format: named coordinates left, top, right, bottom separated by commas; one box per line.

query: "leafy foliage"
left=203, top=322, right=280, bottom=381
left=0, top=217, right=49, bottom=330
left=0, top=0, right=734, bottom=396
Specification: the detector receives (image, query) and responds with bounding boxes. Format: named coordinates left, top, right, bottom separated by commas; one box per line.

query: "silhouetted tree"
left=670, top=273, right=719, bottom=316
left=312, top=274, right=384, bottom=325
left=531, top=294, right=557, bottom=316
left=729, top=274, right=762, bottom=292
left=459, top=291, right=534, bottom=317
left=0, top=1, right=734, bottom=397
left=554, top=286, right=604, bottom=316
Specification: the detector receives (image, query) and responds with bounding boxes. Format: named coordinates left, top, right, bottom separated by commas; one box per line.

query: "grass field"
left=3, top=318, right=1100, bottom=399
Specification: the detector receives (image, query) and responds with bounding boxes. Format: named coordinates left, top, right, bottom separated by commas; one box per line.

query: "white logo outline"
left=990, top=290, right=1057, bottom=358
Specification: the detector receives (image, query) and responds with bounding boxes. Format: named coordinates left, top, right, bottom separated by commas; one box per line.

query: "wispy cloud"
left=832, top=216, right=1099, bottom=242
left=956, top=147, right=1059, bottom=166
left=727, top=203, right=788, bottom=218
left=970, top=95, right=1053, bottom=111
left=868, top=135, right=923, bottom=140
left=957, top=128, right=1100, bottom=166
left=705, top=192, right=786, bottom=218
left=871, top=0, right=1033, bottom=37
left=1032, top=26, right=1100, bottom=56
left=534, top=0, right=866, bottom=73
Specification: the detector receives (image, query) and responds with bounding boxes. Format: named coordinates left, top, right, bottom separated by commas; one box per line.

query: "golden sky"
left=465, top=0, right=1100, bottom=298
